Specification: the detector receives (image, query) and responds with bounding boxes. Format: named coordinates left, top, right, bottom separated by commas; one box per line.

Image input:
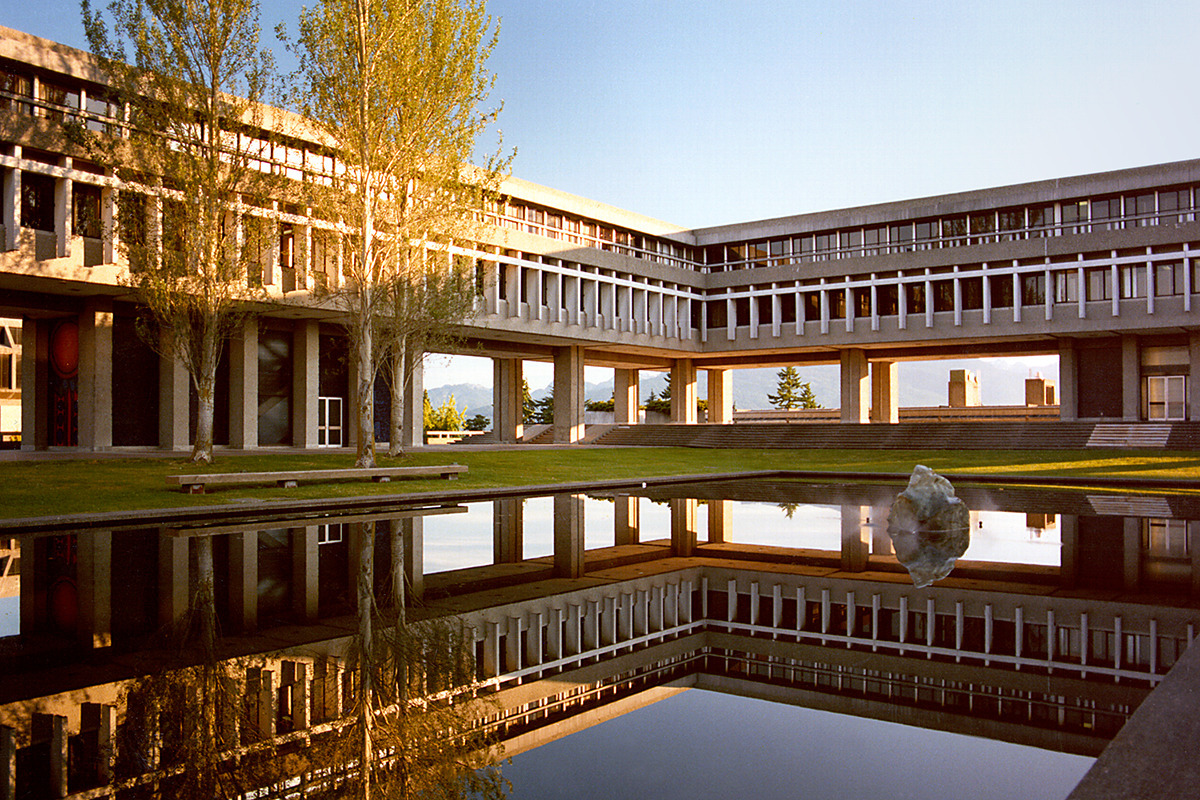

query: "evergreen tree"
left=521, top=379, right=537, bottom=424
left=768, top=366, right=821, bottom=409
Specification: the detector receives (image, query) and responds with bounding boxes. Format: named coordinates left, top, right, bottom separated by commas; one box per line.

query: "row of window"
left=706, top=261, right=1200, bottom=327
left=483, top=198, right=696, bottom=269
left=705, top=187, right=1200, bottom=270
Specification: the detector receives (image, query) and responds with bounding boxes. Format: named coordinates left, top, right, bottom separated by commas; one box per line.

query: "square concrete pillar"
left=229, top=318, right=259, bottom=448
left=670, top=498, right=698, bottom=557
left=614, top=495, right=640, bottom=545
left=670, top=359, right=697, bottom=423
left=708, top=499, right=733, bottom=543
left=293, top=527, right=319, bottom=623
left=228, top=531, right=259, bottom=632
left=553, top=493, right=584, bottom=578
left=76, top=530, right=112, bottom=648
left=292, top=319, right=319, bottom=447
left=1122, top=335, right=1140, bottom=421
left=613, top=368, right=639, bottom=424
left=158, top=532, right=189, bottom=627
left=401, top=351, right=423, bottom=449
left=31, top=714, right=67, bottom=799
left=492, top=358, right=523, bottom=443
left=1059, top=339, right=1079, bottom=421
left=840, top=505, right=871, bottom=572
left=840, top=348, right=869, bottom=423
left=1, top=725, right=13, bottom=800
left=707, top=368, right=732, bottom=423
left=553, top=345, right=585, bottom=443
left=158, top=329, right=190, bottom=451
left=869, top=360, right=898, bottom=424
left=54, top=164, right=71, bottom=259
left=493, top=497, right=524, bottom=563
left=77, top=299, right=114, bottom=450
left=2, top=156, right=19, bottom=251
left=20, top=316, right=48, bottom=450
left=391, top=516, right=423, bottom=603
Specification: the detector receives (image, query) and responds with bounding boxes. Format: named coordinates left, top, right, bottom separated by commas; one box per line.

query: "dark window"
left=1029, top=205, right=1054, bottom=237
left=877, top=284, right=898, bottom=316
left=758, top=294, right=773, bottom=324
left=0, top=67, right=33, bottom=114
left=863, top=226, right=885, bottom=255
left=779, top=292, right=796, bottom=324
left=1126, top=193, right=1155, bottom=227
left=1021, top=273, right=1046, bottom=306
left=932, top=280, right=954, bottom=312
left=998, top=209, right=1024, bottom=240
left=853, top=287, right=871, bottom=317
left=907, top=282, right=925, bottom=315
left=1062, top=201, right=1088, bottom=233
left=1092, top=197, right=1122, bottom=230
left=803, top=292, right=819, bottom=321
left=889, top=223, right=914, bottom=252
left=1158, top=188, right=1191, bottom=224
left=961, top=276, right=983, bottom=310
left=707, top=299, right=727, bottom=328
left=747, top=241, right=768, bottom=268
left=839, top=229, right=862, bottom=255
left=828, top=289, right=845, bottom=319
left=1156, top=262, right=1183, bottom=297
left=941, top=216, right=967, bottom=245
left=73, top=183, right=102, bottom=239
left=734, top=297, right=750, bottom=327
left=20, top=172, right=55, bottom=232
left=704, top=244, right=725, bottom=267
left=970, top=212, right=996, bottom=243
left=990, top=274, right=1013, bottom=308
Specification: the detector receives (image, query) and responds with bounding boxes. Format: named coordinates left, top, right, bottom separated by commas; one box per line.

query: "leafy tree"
left=81, top=0, right=276, bottom=463
left=464, top=413, right=490, bottom=431
left=521, top=378, right=536, bottom=424
left=285, top=0, right=509, bottom=467
left=643, top=378, right=705, bottom=417
left=585, top=397, right=614, bottom=412
left=767, top=366, right=821, bottom=410
left=423, top=390, right=464, bottom=431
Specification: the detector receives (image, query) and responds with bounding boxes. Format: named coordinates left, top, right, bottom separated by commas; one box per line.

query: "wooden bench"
left=166, top=464, right=467, bottom=494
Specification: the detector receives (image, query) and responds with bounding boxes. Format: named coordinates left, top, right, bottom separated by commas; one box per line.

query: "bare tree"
left=284, top=0, right=509, bottom=467
left=81, top=0, right=277, bottom=463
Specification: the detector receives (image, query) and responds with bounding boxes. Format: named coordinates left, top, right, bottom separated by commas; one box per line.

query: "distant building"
left=948, top=369, right=981, bottom=408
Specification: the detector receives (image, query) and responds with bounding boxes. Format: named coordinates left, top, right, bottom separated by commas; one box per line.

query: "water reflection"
left=1, top=477, right=1198, bottom=798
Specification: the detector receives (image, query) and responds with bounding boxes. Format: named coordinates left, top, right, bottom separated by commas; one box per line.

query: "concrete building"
left=3, top=25, right=1200, bottom=451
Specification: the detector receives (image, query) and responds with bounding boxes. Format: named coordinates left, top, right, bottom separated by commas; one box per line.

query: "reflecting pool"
left=1, top=475, right=1196, bottom=798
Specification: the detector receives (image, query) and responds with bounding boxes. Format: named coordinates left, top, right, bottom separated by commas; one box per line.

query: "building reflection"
left=1, top=479, right=1198, bottom=797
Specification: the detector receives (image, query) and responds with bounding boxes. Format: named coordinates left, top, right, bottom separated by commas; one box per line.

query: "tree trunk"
left=354, top=324, right=376, bottom=468
left=387, top=342, right=406, bottom=457
left=191, top=326, right=218, bottom=464
left=358, top=521, right=376, bottom=800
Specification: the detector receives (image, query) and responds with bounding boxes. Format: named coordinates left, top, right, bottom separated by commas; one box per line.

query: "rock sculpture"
left=887, top=465, right=971, bottom=587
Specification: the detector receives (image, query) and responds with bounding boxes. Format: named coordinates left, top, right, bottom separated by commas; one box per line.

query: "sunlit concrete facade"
left=4, top=25, right=1200, bottom=451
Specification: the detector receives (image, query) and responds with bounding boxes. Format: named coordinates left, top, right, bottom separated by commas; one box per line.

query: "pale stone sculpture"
left=887, top=465, right=971, bottom=587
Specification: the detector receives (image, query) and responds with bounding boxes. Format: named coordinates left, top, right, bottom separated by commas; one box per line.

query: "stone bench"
left=166, top=464, right=467, bottom=494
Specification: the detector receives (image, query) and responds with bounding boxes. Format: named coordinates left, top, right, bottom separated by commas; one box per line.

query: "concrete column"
left=54, top=159, right=72, bottom=258
left=1189, top=332, right=1200, bottom=422
left=707, top=368, right=733, bottom=423
left=1, top=724, right=13, bottom=800
left=80, top=703, right=115, bottom=786
left=708, top=499, right=733, bottom=543
left=613, top=368, right=639, bottom=424
left=158, top=532, right=188, bottom=627
left=282, top=661, right=310, bottom=730
left=1060, top=515, right=1078, bottom=589
left=841, top=504, right=871, bottom=572
left=76, top=530, right=112, bottom=648
left=553, top=493, right=584, bottom=579
left=669, top=358, right=697, bottom=423
left=229, top=318, right=259, bottom=448
left=2, top=155, right=19, bottom=250
left=614, top=495, right=640, bottom=545
left=1121, top=335, right=1140, bottom=421
left=20, top=316, right=48, bottom=450
left=1059, top=339, right=1079, bottom=421
left=869, top=360, right=898, bottom=424
left=396, top=516, right=423, bottom=602
left=493, top=498, right=523, bottom=563
left=670, top=498, right=698, bottom=556
left=158, top=329, right=189, bottom=450
left=292, top=319, right=319, bottom=447
left=228, top=531, right=259, bottom=633
left=1123, top=517, right=1141, bottom=590
left=31, top=714, right=67, bottom=799
left=840, top=348, right=869, bottom=423
left=553, top=345, right=585, bottom=443
left=401, top=351, right=423, bottom=448
left=492, top=358, right=523, bottom=443
left=293, top=527, right=319, bottom=623
left=77, top=299, right=113, bottom=449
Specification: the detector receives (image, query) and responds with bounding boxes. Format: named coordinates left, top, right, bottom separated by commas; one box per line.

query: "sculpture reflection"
left=887, top=466, right=971, bottom=587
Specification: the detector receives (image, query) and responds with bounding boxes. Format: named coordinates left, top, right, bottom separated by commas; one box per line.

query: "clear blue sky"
left=6, top=0, right=1196, bottom=389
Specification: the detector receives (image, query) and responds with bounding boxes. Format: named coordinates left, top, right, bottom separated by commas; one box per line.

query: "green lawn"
left=3, top=447, right=1200, bottom=521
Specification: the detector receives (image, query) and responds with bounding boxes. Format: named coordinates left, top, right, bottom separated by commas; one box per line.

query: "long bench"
left=166, top=464, right=467, bottom=494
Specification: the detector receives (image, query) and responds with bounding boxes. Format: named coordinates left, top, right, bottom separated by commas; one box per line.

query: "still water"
left=1, top=476, right=1195, bottom=798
